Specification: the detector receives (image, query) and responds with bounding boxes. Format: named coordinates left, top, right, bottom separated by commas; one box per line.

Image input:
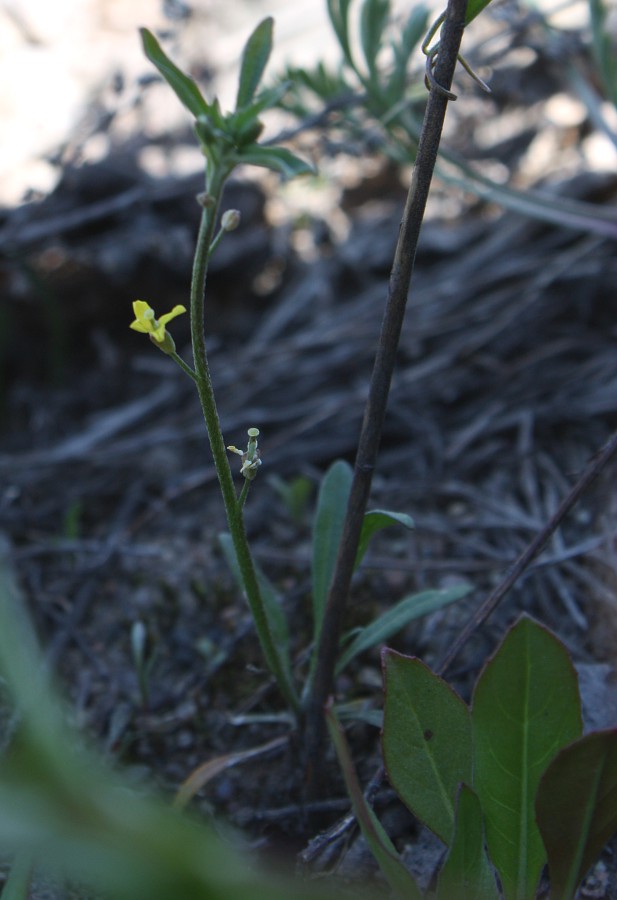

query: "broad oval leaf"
left=382, top=650, right=472, bottom=844
left=472, top=616, right=582, bottom=900
left=536, top=728, right=617, bottom=900
left=236, top=17, right=274, bottom=110
left=336, top=584, right=470, bottom=674
left=140, top=28, right=210, bottom=120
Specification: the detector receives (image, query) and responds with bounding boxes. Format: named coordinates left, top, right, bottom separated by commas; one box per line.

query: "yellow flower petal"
left=158, top=305, right=187, bottom=327
left=129, top=301, right=185, bottom=343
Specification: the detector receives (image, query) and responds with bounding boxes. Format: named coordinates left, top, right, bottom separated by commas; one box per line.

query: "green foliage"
left=274, top=0, right=617, bottom=237
left=589, top=0, right=617, bottom=108
left=236, top=17, right=274, bottom=109
left=472, top=618, right=582, bottom=900
left=326, top=703, right=424, bottom=899
left=435, top=786, right=499, bottom=900
left=371, top=616, right=617, bottom=897
left=383, top=652, right=472, bottom=844
left=335, top=585, right=471, bottom=674
left=0, top=562, right=340, bottom=900
left=536, top=729, right=617, bottom=899
left=140, top=23, right=312, bottom=179
left=219, top=531, right=297, bottom=707
left=268, top=473, right=314, bottom=526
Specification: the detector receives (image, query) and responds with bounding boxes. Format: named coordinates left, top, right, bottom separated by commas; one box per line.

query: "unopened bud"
left=221, top=209, right=241, bottom=232
left=197, top=192, right=216, bottom=209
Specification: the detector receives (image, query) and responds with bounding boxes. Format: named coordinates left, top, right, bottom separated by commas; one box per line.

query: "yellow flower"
left=130, top=300, right=186, bottom=344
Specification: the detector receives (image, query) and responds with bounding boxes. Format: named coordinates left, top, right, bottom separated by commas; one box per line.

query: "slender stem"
left=304, top=0, right=469, bottom=768
left=170, top=351, right=197, bottom=382
left=189, top=167, right=299, bottom=715
left=238, top=480, right=251, bottom=509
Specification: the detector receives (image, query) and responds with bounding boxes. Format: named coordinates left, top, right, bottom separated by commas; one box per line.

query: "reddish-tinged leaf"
left=536, top=729, right=617, bottom=900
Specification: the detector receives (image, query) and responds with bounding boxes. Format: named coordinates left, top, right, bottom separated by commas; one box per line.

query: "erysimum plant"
left=132, top=15, right=472, bottom=737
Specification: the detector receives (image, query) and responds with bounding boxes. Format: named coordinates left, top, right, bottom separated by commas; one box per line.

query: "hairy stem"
left=304, top=0, right=469, bottom=770
left=190, top=168, right=299, bottom=715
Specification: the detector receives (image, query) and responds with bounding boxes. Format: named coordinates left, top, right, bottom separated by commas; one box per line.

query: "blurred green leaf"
left=536, top=729, right=617, bottom=899
left=140, top=28, right=210, bottom=120
left=464, top=0, right=497, bottom=26
left=435, top=785, right=500, bottom=900
left=382, top=651, right=472, bottom=844
left=236, top=18, right=274, bottom=110
left=0, top=559, right=336, bottom=900
left=589, top=0, right=617, bottom=107
left=326, top=703, right=423, bottom=899
left=336, top=584, right=470, bottom=674
left=1, top=853, right=33, bottom=900
left=360, top=0, right=390, bottom=80
left=355, top=508, right=414, bottom=569
left=327, top=0, right=355, bottom=67
left=472, top=616, right=582, bottom=900
left=388, top=4, right=430, bottom=100
left=311, top=460, right=353, bottom=647
left=233, top=144, right=315, bottom=177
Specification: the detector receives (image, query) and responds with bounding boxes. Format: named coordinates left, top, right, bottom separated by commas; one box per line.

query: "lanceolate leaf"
left=311, top=460, right=353, bottom=644
left=336, top=584, right=470, bottom=674
left=219, top=532, right=295, bottom=699
left=236, top=18, right=274, bottom=110
left=536, top=729, right=617, bottom=900
left=355, top=509, right=414, bottom=570
left=464, top=0, right=498, bottom=26
left=435, top=785, right=500, bottom=900
left=140, top=28, right=210, bottom=120
left=233, top=144, right=315, bottom=178
left=326, top=703, right=423, bottom=900
left=360, top=0, right=390, bottom=79
left=472, top=616, right=582, bottom=900
left=382, top=651, right=472, bottom=844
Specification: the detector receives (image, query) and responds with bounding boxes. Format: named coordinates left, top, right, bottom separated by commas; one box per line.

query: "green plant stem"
left=303, top=0, right=469, bottom=774
left=189, top=167, right=299, bottom=716
left=170, top=351, right=197, bottom=382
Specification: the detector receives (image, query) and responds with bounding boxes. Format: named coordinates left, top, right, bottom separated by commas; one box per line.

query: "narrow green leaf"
left=360, top=0, right=390, bottom=79
left=464, top=0, right=498, bottom=25
left=536, top=729, right=617, bottom=900
left=233, top=145, right=315, bottom=178
left=311, top=460, right=353, bottom=643
left=1, top=854, right=33, bottom=900
left=382, top=650, right=472, bottom=844
left=435, top=785, right=500, bottom=900
left=355, top=509, right=415, bottom=570
left=326, top=704, right=423, bottom=900
left=219, top=532, right=294, bottom=691
left=140, top=28, right=210, bottom=120
left=327, top=0, right=355, bottom=68
left=589, top=0, right=617, bottom=107
left=472, top=616, right=582, bottom=900
left=236, top=17, right=274, bottom=110
left=388, top=5, right=430, bottom=100
left=336, top=584, right=471, bottom=674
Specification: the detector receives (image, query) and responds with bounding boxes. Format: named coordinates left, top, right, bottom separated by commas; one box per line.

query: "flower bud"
left=221, top=209, right=241, bottom=232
